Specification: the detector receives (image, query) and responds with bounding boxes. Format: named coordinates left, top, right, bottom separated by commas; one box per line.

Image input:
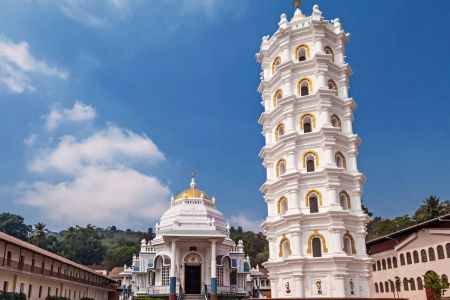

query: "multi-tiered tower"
left=257, top=5, right=371, bottom=298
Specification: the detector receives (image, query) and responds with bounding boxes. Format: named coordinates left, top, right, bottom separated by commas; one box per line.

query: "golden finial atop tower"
left=294, top=0, right=302, bottom=9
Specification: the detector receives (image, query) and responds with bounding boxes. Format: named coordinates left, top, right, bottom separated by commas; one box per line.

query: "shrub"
left=0, top=292, right=27, bottom=300
left=45, top=296, right=70, bottom=300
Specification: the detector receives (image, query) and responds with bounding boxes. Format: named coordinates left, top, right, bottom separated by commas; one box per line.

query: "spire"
left=190, top=172, right=196, bottom=189
left=294, top=0, right=301, bottom=9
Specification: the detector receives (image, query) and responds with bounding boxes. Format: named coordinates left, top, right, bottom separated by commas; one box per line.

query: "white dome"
left=154, top=178, right=228, bottom=239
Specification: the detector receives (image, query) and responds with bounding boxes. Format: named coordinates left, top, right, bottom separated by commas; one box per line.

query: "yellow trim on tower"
left=299, top=112, right=316, bottom=129
left=339, top=190, right=351, bottom=209
left=294, top=44, right=310, bottom=60
left=273, top=89, right=283, bottom=108
left=276, top=159, right=287, bottom=177
left=272, top=56, right=281, bottom=75
left=277, top=196, right=288, bottom=215
left=297, top=77, right=313, bottom=95
left=306, top=230, right=328, bottom=254
left=343, top=231, right=357, bottom=254
left=278, top=234, right=292, bottom=257
left=304, top=189, right=323, bottom=207
left=302, top=150, right=319, bottom=168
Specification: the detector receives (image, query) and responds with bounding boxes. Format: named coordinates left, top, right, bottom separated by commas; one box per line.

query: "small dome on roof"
left=174, top=176, right=211, bottom=200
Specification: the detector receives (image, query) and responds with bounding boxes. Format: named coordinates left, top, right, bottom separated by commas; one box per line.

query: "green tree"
left=424, top=271, right=449, bottom=300
left=414, top=196, right=450, bottom=222
left=103, top=245, right=138, bottom=269
left=0, top=213, right=31, bottom=240
left=29, top=222, right=48, bottom=248
left=60, top=225, right=105, bottom=265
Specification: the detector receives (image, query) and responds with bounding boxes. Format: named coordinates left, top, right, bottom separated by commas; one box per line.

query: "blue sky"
left=0, top=0, right=449, bottom=232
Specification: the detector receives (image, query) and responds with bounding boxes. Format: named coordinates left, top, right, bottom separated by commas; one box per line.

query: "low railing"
left=203, top=285, right=237, bottom=296
left=0, top=258, right=115, bottom=289
left=146, top=285, right=180, bottom=295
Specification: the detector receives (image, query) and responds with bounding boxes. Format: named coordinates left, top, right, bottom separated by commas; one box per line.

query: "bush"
left=45, top=296, right=70, bottom=300
left=0, top=292, right=27, bottom=300
left=133, top=297, right=167, bottom=300
left=80, top=298, right=95, bottom=300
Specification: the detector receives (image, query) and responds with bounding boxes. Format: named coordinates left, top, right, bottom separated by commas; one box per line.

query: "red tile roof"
left=0, top=231, right=113, bottom=282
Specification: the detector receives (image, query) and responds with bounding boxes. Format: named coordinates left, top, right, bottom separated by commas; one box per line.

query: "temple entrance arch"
left=183, top=252, right=203, bottom=294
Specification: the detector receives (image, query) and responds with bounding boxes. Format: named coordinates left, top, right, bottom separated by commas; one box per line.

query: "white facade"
left=128, top=178, right=250, bottom=298
left=368, top=226, right=450, bottom=299
left=256, top=5, right=371, bottom=298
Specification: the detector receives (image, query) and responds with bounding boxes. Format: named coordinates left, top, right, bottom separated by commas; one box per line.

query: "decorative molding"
left=306, top=230, right=328, bottom=254
left=305, top=189, right=323, bottom=207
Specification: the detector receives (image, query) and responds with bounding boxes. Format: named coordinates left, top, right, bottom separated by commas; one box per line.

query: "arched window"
left=384, top=281, right=389, bottom=293
left=387, top=257, right=392, bottom=269
left=300, top=113, right=316, bottom=133
left=376, top=260, right=381, bottom=271
left=327, top=79, right=338, bottom=96
left=335, top=152, right=346, bottom=169
left=277, top=197, right=288, bottom=215
left=339, top=191, right=351, bottom=210
left=406, top=252, right=412, bottom=264
left=403, top=278, right=409, bottom=291
left=273, top=89, right=283, bottom=109
left=379, top=282, right=384, bottom=293
left=331, top=114, right=341, bottom=128
left=275, top=123, right=285, bottom=142
left=295, top=44, right=310, bottom=61
left=372, top=264, right=376, bottom=272
left=447, top=243, right=450, bottom=258
left=393, top=257, right=398, bottom=268
left=343, top=232, right=356, bottom=255
left=375, top=283, right=379, bottom=293
left=428, top=247, right=436, bottom=261
left=278, top=235, right=291, bottom=258
left=309, top=195, right=319, bottom=214
left=442, top=274, right=449, bottom=284
left=307, top=230, right=328, bottom=257
left=409, top=278, right=416, bottom=291
left=400, top=254, right=405, bottom=266
left=297, top=78, right=312, bottom=96
left=382, top=259, right=386, bottom=270
left=305, top=189, right=322, bottom=214
left=389, top=280, right=395, bottom=293
left=324, top=46, right=334, bottom=62
left=413, top=250, right=419, bottom=263
left=272, top=57, right=281, bottom=75
left=437, top=245, right=445, bottom=259
left=276, top=159, right=286, bottom=177
left=421, top=249, right=428, bottom=262
left=302, top=150, right=319, bottom=172
left=395, top=278, right=401, bottom=292
left=312, top=237, right=322, bottom=257
left=417, top=277, right=423, bottom=290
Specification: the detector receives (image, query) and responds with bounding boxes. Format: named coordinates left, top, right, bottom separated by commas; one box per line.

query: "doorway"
left=184, top=265, right=201, bottom=294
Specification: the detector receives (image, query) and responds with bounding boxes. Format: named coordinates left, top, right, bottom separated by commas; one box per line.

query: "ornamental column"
left=169, top=240, right=177, bottom=300
left=210, top=240, right=217, bottom=300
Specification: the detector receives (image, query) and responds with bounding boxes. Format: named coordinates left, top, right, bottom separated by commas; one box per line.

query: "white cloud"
left=29, top=125, right=164, bottom=174
left=24, top=134, right=38, bottom=146
left=55, top=0, right=132, bottom=28
left=0, top=36, right=68, bottom=93
left=228, top=213, right=263, bottom=233
left=45, top=101, right=97, bottom=130
left=17, top=167, right=170, bottom=228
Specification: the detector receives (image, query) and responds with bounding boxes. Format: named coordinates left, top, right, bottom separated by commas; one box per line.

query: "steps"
left=183, top=294, right=205, bottom=300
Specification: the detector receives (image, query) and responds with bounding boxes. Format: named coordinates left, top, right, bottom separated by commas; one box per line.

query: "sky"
left=0, top=0, right=449, bottom=232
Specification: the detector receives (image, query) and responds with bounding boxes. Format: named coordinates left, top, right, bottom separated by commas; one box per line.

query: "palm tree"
left=414, top=196, right=450, bottom=222
left=30, top=222, right=47, bottom=248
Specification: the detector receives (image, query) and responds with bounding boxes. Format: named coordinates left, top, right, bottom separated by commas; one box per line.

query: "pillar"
left=293, top=275, right=305, bottom=298
left=334, top=276, right=346, bottom=297
left=169, top=240, right=176, bottom=300
left=210, top=240, right=217, bottom=300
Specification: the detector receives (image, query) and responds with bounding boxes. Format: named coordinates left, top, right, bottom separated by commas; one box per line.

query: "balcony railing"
left=0, top=258, right=116, bottom=290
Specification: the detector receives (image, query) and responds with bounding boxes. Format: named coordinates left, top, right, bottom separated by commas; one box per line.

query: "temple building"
left=256, top=4, right=371, bottom=298
left=126, top=178, right=251, bottom=300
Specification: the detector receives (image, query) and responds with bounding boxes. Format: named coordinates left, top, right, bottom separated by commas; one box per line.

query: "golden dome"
left=175, top=188, right=211, bottom=200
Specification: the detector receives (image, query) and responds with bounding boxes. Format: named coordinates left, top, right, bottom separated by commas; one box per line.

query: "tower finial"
left=190, top=172, right=196, bottom=189
left=294, top=0, right=301, bottom=9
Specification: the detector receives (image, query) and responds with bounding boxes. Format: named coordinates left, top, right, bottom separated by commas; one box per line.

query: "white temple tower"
left=256, top=4, right=371, bottom=298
